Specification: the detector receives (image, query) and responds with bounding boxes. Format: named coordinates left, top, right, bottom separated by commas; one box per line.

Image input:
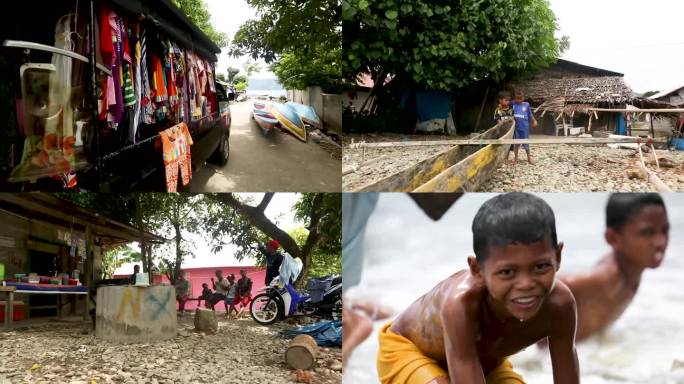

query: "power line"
left=573, top=42, right=684, bottom=52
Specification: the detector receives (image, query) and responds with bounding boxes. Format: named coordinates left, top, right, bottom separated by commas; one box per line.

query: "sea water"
left=344, top=193, right=684, bottom=384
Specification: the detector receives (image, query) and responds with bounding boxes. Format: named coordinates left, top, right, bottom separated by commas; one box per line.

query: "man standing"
left=175, top=271, right=190, bottom=316
left=259, top=239, right=284, bottom=285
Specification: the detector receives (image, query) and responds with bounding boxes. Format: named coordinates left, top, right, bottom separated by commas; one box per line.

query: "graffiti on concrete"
left=147, top=289, right=173, bottom=320
left=116, top=287, right=142, bottom=322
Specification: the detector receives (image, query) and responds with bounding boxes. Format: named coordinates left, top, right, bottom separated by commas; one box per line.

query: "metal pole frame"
left=88, top=0, right=103, bottom=189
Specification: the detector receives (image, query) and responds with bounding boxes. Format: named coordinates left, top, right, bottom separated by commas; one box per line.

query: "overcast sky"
left=114, top=193, right=300, bottom=274
left=550, top=0, right=684, bottom=94
left=204, top=0, right=275, bottom=80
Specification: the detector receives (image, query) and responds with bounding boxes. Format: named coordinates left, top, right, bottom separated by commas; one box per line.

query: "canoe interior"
left=358, top=121, right=514, bottom=192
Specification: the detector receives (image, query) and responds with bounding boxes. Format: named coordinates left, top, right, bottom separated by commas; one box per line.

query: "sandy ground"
left=342, top=133, right=684, bottom=192
left=189, top=101, right=341, bottom=192
left=0, top=315, right=341, bottom=384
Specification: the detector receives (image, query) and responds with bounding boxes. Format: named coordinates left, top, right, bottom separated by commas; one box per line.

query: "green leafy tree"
left=272, top=46, right=342, bottom=90
left=101, top=246, right=141, bottom=278
left=230, top=0, right=341, bottom=89
left=171, top=0, right=229, bottom=48
left=233, top=74, right=249, bottom=85
left=227, top=67, right=241, bottom=83
left=208, top=193, right=341, bottom=287
left=141, top=194, right=206, bottom=284
left=343, top=0, right=565, bottom=91
left=242, top=60, right=262, bottom=77
left=235, top=82, right=248, bottom=92
left=216, top=73, right=226, bottom=82
left=642, top=90, right=660, bottom=98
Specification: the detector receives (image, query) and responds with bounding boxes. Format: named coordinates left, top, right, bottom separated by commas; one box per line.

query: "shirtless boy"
left=377, top=192, right=579, bottom=384
left=561, top=193, right=669, bottom=341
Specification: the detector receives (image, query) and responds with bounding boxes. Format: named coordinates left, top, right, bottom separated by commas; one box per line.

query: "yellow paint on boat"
left=271, top=107, right=307, bottom=142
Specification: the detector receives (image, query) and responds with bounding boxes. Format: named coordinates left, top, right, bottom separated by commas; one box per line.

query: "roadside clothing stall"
left=0, top=193, right=165, bottom=330
left=0, top=0, right=229, bottom=192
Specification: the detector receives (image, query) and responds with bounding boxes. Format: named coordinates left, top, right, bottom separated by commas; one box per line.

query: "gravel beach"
left=0, top=316, right=342, bottom=384
left=481, top=144, right=684, bottom=192
left=343, top=136, right=684, bottom=192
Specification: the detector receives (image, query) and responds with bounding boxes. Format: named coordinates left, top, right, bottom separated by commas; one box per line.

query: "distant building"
left=648, top=85, right=684, bottom=106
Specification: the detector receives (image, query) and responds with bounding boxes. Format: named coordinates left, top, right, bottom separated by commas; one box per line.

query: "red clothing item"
left=99, top=7, right=114, bottom=65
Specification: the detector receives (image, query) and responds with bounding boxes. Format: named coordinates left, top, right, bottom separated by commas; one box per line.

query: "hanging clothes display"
left=130, top=23, right=142, bottom=143
left=139, top=27, right=154, bottom=124
left=159, top=122, right=193, bottom=192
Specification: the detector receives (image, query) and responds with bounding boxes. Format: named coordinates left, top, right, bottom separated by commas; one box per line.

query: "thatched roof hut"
left=510, top=60, right=634, bottom=116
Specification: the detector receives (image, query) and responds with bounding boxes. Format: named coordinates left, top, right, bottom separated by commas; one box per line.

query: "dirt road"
left=189, top=101, right=341, bottom=192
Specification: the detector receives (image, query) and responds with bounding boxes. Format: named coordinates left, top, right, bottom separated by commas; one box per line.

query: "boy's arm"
left=528, top=104, right=538, bottom=128
left=548, top=286, right=580, bottom=384
left=441, top=297, right=486, bottom=384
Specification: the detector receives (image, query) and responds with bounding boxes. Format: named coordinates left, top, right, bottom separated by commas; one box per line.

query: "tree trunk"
left=173, top=222, right=182, bottom=284
left=216, top=194, right=302, bottom=258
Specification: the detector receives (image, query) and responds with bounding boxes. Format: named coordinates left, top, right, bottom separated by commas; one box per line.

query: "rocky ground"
left=343, top=133, right=456, bottom=191
left=481, top=144, right=684, bottom=192
left=342, top=132, right=684, bottom=191
left=0, top=316, right=342, bottom=384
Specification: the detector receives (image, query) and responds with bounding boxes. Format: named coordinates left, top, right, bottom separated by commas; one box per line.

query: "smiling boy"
left=377, top=192, right=579, bottom=384
left=561, top=193, right=669, bottom=341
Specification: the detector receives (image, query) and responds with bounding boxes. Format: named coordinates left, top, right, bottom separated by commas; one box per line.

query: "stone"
left=194, top=308, right=218, bottom=333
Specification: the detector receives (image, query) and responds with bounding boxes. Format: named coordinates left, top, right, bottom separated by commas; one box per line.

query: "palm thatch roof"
left=507, top=60, right=634, bottom=115
left=513, top=76, right=633, bottom=106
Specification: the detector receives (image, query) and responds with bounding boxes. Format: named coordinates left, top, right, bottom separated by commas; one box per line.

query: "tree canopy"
left=230, top=0, right=341, bottom=90
left=343, top=0, right=565, bottom=91
left=62, top=193, right=341, bottom=287
left=171, top=0, right=229, bottom=48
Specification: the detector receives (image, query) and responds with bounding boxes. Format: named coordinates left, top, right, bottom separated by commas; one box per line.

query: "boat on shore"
left=355, top=121, right=515, bottom=192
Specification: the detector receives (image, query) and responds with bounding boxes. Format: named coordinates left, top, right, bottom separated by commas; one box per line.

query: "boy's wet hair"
left=606, top=193, right=666, bottom=230
left=472, top=193, right=558, bottom=262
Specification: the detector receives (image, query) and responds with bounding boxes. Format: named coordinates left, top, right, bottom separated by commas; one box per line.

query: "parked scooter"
left=250, top=275, right=342, bottom=325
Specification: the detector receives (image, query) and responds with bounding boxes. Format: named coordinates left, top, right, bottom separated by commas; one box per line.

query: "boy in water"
left=561, top=193, right=669, bottom=341
left=510, top=90, right=538, bottom=165
left=377, top=192, right=579, bottom=384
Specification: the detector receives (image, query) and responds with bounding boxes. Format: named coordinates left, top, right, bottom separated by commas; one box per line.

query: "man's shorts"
left=377, top=323, right=525, bottom=384
left=234, top=294, right=252, bottom=307
left=224, top=296, right=234, bottom=305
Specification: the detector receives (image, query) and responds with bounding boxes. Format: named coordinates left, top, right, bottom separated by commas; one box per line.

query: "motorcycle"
left=250, top=275, right=342, bottom=325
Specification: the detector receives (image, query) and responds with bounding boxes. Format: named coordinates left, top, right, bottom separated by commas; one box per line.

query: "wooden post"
left=474, top=85, right=490, bottom=132
left=83, top=225, right=92, bottom=321
left=2, top=286, right=16, bottom=330
left=286, top=334, right=319, bottom=370
left=649, top=113, right=655, bottom=138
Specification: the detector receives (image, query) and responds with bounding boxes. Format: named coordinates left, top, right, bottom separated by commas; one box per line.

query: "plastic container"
left=0, top=262, right=5, bottom=281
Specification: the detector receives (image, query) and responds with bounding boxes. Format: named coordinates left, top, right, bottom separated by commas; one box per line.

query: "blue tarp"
left=6, top=282, right=87, bottom=293
left=616, top=114, right=626, bottom=135
left=415, top=91, right=452, bottom=122
left=281, top=320, right=342, bottom=347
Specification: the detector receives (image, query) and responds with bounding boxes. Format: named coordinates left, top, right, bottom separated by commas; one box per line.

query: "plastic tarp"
left=415, top=91, right=452, bottom=122
left=281, top=320, right=342, bottom=347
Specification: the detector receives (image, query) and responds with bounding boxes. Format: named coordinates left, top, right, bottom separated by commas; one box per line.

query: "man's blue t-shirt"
left=512, top=101, right=534, bottom=131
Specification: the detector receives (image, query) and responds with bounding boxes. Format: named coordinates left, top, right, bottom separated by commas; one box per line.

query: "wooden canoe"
left=356, top=121, right=515, bottom=192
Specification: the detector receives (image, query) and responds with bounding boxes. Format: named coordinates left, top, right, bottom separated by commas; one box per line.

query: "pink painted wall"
left=114, top=266, right=267, bottom=312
